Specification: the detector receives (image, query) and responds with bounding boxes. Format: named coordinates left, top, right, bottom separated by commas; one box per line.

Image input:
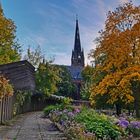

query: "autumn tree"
left=0, top=75, right=13, bottom=99
left=90, top=2, right=140, bottom=117
left=0, top=5, right=21, bottom=64
left=81, top=65, right=110, bottom=109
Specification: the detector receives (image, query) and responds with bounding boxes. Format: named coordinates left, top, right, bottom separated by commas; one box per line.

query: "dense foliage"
left=0, top=6, right=21, bottom=64
left=44, top=104, right=140, bottom=139
left=55, top=66, right=76, bottom=98
left=13, top=90, right=32, bottom=115
left=0, top=75, right=13, bottom=99
left=81, top=66, right=110, bottom=109
left=76, top=108, right=122, bottom=139
left=36, top=61, right=61, bottom=96
left=89, top=2, right=140, bottom=117
left=80, top=66, right=95, bottom=100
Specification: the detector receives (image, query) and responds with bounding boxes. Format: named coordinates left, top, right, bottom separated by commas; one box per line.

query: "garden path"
left=0, top=112, right=67, bottom=140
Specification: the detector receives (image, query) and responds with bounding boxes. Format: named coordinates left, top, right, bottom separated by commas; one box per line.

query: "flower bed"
left=44, top=105, right=140, bottom=140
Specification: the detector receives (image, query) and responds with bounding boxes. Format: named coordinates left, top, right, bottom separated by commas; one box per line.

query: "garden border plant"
left=44, top=104, right=140, bottom=140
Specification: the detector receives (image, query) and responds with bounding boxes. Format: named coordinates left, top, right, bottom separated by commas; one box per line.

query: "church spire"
left=74, top=16, right=81, bottom=52
left=71, top=17, right=85, bottom=67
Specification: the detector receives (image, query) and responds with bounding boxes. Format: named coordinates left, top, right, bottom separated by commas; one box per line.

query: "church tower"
left=71, top=18, right=85, bottom=67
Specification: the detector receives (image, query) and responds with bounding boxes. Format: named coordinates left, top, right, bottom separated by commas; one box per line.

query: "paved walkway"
left=0, top=112, right=67, bottom=140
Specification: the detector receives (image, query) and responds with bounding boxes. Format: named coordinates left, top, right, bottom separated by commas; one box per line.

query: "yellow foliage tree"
left=0, top=75, right=13, bottom=99
left=90, top=2, right=140, bottom=116
left=0, top=5, right=21, bottom=64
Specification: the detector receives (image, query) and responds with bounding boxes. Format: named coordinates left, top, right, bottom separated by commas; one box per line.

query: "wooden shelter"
left=0, top=60, right=35, bottom=91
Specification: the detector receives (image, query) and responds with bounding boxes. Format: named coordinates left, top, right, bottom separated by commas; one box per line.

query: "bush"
left=126, top=121, right=140, bottom=137
left=13, top=90, right=32, bottom=115
left=74, top=108, right=121, bottom=139
left=0, top=75, right=13, bottom=99
left=43, top=103, right=74, bottom=116
left=43, top=105, right=62, bottom=116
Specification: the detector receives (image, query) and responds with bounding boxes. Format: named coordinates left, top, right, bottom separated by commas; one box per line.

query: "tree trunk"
left=134, top=99, right=140, bottom=118
left=132, top=81, right=140, bottom=118
left=116, top=103, right=121, bottom=116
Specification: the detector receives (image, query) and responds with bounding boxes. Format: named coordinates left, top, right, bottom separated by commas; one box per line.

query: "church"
left=66, top=18, right=85, bottom=99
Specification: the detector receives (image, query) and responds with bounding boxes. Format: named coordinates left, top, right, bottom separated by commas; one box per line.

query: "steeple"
left=71, top=17, right=85, bottom=67
left=74, top=17, right=81, bottom=52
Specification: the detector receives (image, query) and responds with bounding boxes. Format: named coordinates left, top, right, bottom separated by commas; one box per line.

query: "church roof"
left=66, top=65, right=83, bottom=80
left=53, top=64, right=83, bottom=81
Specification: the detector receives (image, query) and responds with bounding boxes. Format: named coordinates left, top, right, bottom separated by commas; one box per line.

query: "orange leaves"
left=90, top=65, right=140, bottom=104
left=0, top=75, right=13, bottom=99
left=89, top=2, right=140, bottom=106
left=90, top=70, right=135, bottom=104
left=105, top=2, right=140, bottom=33
left=93, top=2, right=140, bottom=72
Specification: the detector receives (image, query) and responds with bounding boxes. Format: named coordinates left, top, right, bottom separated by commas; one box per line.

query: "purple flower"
left=63, top=109, right=68, bottom=113
left=68, top=112, right=74, bottom=117
left=54, top=110, right=62, bottom=115
left=74, top=108, right=81, bottom=114
left=118, top=119, right=129, bottom=128
left=60, top=120, right=65, bottom=126
left=130, top=121, right=140, bottom=129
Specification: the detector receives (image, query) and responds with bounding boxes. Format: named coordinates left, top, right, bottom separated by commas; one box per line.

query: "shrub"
left=13, top=90, right=32, bottom=115
left=43, top=103, right=74, bottom=116
left=43, top=104, right=62, bottom=116
left=61, top=97, right=73, bottom=106
left=74, top=108, right=121, bottom=139
left=0, top=75, right=13, bottom=99
left=127, top=121, right=140, bottom=137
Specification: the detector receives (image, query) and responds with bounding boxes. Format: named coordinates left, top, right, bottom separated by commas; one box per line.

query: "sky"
left=1, top=0, right=140, bottom=65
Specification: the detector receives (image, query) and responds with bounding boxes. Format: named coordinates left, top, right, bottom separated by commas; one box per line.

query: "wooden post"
left=0, top=100, right=1, bottom=123
left=3, top=97, right=6, bottom=122
left=1, top=98, right=3, bottom=124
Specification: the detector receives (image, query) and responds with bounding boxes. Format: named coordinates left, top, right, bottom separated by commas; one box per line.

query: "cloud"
left=23, top=0, right=107, bottom=65
left=20, top=0, right=135, bottom=66
left=34, top=36, right=47, bottom=46
left=119, top=0, right=129, bottom=4
left=52, top=52, right=71, bottom=65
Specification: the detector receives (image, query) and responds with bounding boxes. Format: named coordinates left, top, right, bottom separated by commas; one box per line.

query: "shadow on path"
left=0, top=112, right=67, bottom=140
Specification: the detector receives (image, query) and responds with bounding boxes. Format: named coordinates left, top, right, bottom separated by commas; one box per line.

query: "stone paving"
left=0, top=112, right=67, bottom=140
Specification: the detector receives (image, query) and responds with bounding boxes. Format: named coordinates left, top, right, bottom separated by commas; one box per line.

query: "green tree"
left=0, top=6, right=21, bottom=64
left=35, top=61, right=61, bottom=96
left=80, top=65, right=95, bottom=100
left=55, top=66, right=76, bottom=98
left=81, top=65, right=108, bottom=108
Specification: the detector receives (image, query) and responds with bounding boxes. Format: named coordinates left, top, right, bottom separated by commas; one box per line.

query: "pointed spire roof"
left=74, top=16, right=81, bottom=53
left=71, top=16, right=85, bottom=67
